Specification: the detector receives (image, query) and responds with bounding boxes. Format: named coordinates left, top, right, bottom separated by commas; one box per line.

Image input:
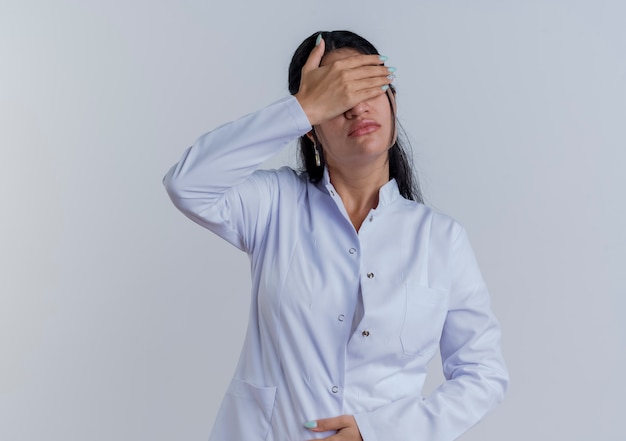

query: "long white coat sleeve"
left=163, top=96, right=311, bottom=252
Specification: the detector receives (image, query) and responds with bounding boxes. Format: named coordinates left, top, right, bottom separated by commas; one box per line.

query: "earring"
left=314, top=143, right=321, bottom=167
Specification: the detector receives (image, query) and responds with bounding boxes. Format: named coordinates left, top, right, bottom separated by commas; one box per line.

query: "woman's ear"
left=306, top=130, right=315, bottom=143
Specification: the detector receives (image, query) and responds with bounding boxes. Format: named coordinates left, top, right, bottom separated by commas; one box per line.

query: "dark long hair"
left=288, top=30, right=423, bottom=203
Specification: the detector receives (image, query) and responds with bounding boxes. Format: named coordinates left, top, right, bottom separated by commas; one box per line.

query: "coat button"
left=331, top=386, right=339, bottom=393
left=337, top=314, right=345, bottom=322
left=362, top=330, right=370, bottom=337
left=349, top=248, right=357, bottom=254
left=367, top=272, right=374, bottom=279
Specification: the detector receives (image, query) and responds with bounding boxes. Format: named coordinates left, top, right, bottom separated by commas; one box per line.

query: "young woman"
left=164, top=30, right=508, bottom=441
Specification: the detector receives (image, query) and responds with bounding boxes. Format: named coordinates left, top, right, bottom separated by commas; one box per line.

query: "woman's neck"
left=327, top=162, right=390, bottom=231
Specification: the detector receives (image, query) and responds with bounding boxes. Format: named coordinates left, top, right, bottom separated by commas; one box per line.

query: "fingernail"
left=387, top=66, right=396, bottom=73
left=387, top=74, right=396, bottom=80
left=379, top=55, right=388, bottom=62
left=304, top=420, right=318, bottom=429
left=381, top=85, right=390, bottom=91
left=315, top=34, right=322, bottom=46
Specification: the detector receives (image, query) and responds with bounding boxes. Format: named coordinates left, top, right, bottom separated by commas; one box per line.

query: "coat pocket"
left=209, top=378, right=277, bottom=441
left=400, top=285, right=449, bottom=356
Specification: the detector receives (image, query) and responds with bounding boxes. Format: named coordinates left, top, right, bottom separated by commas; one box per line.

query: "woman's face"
left=313, top=48, right=395, bottom=171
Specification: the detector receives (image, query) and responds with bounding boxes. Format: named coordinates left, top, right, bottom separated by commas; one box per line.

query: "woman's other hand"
left=304, top=415, right=363, bottom=441
left=295, top=36, right=393, bottom=126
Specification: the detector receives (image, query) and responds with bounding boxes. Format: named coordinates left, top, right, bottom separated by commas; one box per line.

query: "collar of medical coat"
left=320, top=166, right=401, bottom=207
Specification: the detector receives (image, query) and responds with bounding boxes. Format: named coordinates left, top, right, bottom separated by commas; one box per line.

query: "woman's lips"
left=348, top=120, right=381, bottom=137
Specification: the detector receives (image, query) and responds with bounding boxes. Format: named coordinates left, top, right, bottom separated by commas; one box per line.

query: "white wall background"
left=1, top=0, right=624, bottom=440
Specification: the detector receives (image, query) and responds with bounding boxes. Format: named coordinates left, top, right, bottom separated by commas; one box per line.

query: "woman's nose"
left=345, top=101, right=369, bottom=118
